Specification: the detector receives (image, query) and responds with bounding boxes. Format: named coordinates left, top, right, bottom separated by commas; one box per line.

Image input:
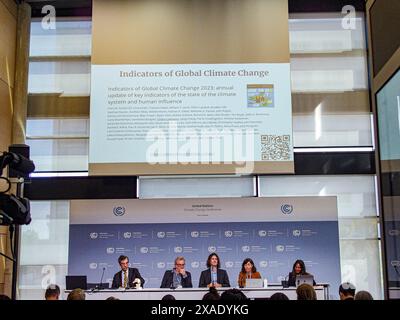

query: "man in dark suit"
left=199, top=253, right=230, bottom=288
left=160, top=256, right=193, bottom=288
left=111, top=255, right=145, bottom=289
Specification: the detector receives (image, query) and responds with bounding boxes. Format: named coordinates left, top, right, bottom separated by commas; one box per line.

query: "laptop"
left=66, top=275, right=87, bottom=290
left=295, top=274, right=314, bottom=287
left=245, top=279, right=264, bottom=288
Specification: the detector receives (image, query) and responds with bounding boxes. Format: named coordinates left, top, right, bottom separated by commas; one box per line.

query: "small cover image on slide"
left=247, top=84, right=274, bottom=108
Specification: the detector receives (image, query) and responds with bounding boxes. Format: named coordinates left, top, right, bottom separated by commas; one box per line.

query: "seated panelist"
left=199, top=253, right=230, bottom=288
left=111, top=255, right=145, bottom=289
left=287, top=259, right=316, bottom=287
left=237, top=258, right=262, bottom=288
left=160, top=256, right=193, bottom=288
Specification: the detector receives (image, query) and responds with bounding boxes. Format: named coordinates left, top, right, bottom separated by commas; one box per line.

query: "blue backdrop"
left=69, top=220, right=341, bottom=291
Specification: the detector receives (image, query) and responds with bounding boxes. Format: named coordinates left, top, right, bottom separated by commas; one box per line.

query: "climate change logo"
left=174, top=246, right=183, bottom=253
left=208, top=246, right=216, bottom=253
left=113, top=206, right=126, bottom=216
left=157, top=232, right=166, bottom=238
left=140, top=247, right=149, bottom=254
left=157, top=262, right=166, bottom=269
left=123, top=232, right=132, bottom=239
left=281, top=204, right=293, bottom=214
left=190, top=231, right=199, bottom=238
left=225, top=261, right=234, bottom=268
left=191, top=261, right=200, bottom=268
left=224, top=231, right=233, bottom=238
left=89, top=232, right=98, bottom=239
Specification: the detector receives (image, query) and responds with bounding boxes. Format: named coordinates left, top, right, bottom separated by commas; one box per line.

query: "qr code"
left=261, top=135, right=291, bottom=160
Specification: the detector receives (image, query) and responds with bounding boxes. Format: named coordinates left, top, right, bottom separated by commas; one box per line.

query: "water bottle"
left=263, top=278, right=268, bottom=288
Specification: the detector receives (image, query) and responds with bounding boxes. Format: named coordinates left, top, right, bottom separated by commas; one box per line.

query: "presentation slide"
left=89, top=63, right=293, bottom=174
left=89, top=0, right=293, bottom=175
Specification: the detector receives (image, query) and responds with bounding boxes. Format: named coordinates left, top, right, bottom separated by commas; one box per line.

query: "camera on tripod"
left=0, top=145, right=35, bottom=226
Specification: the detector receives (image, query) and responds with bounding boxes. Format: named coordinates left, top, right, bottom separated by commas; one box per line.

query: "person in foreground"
left=354, top=290, right=373, bottom=300
left=296, top=283, right=317, bottom=300
left=339, top=282, right=356, bottom=301
left=237, top=258, right=262, bottom=288
left=199, top=253, right=230, bottom=288
left=111, top=255, right=145, bottom=289
left=45, top=284, right=60, bottom=300
left=287, top=259, right=316, bottom=287
left=160, top=256, right=193, bottom=288
left=67, top=288, right=86, bottom=300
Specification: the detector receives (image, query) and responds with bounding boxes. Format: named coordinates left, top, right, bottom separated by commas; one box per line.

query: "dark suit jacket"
left=160, top=270, right=193, bottom=288
left=112, top=267, right=145, bottom=288
left=287, top=272, right=316, bottom=287
left=199, top=269, right=230, bottom=287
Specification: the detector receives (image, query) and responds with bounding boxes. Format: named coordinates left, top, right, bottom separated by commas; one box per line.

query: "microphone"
left=92, top=267, right=106, bottom=291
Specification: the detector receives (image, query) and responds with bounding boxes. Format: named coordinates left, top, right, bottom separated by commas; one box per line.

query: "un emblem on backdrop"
left=292, top=230, right=301, bottom=237
left=123, top=232, right=132, bottom=239
left=281, top=204, right=293, bottom=214
left=208, top=246, right=216, bottom=253
left=224, top=230, right=233, bottom=238
left=190, top=231, right=199, bottom=238
left=157, top=231, right=166, bottom=238
left=89, top=232, right=98, bottom=239
left=113, top=206, right=126, bottom=216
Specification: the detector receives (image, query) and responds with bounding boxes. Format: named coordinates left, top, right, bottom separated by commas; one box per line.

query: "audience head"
left=220, top=289, right=248, bottom=301
left=45, top=284, right=60, bottom=300
left=161, top=294, right=176, bottom=301
left=354, top=290, right=373, bottom=300
left=106, top=296, right=119, bottom=300
left=241, top=258, right=257, bottom=274
left=118, top=255, right=130, bottom=272
left=292, top=259, right=307, bottom=275
left=67, top=288, right=86, bottom=300
left=296, top=283, right=317, bottom=300
left=339, top=282, right=356, bottom=300
left=202, top=287, right=220, bottom=301
left=206, top=253, right=221, bottom=269
left=269, top=292, right=289, bottom=300
left=0, top=294, right=11, bottom=300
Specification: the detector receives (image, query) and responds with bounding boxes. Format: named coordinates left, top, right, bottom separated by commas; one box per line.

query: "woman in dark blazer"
left=199, top=253, right=230, bottom=288
left=287, top=259, right=316, bottom=287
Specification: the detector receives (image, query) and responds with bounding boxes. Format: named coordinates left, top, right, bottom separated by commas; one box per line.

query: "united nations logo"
left=259, top=261, right=268, bottom=268
left=89, top=263, right=98, bottom=269
left=89, top=232, right=98, bottom=239
left=191, top=261, right=200, bottom=268
left=208, top=246, right=216, bottom=253
left=391, top=260, right=400, bottom=267
left=281, top=204, right=293, bottom=214
left=190, top=231, right=199, bottom=238
left=258, top=230, right=267, bottom=237
left=275, top=245, right=285, bottom=252
left=293, top=230, right=301, bottom=237
left=157, top=262, right=165, bottom=269
left=224, top=231, right=233, bottom=238
left=225, top=261, right=234, bottom=268
left=242, top=246, right=250, bottom=253
left=113, top=206, right=126, bottom=216
left=174, top=246, right=183, bottom=253
left=106, top=247, right=115, bottom=254
left=157, top=232, right=166, bottom=238
left=140, top=247, right=149, bottom=254
left=123, top=232, right=132, bottom=239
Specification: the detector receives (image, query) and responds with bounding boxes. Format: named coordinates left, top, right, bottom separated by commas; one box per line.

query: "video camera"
left=0, top=148, right=35, bottom=226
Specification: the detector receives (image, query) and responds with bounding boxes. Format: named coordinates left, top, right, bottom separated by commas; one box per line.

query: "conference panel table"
left=66, top=284, right=330, bottom=300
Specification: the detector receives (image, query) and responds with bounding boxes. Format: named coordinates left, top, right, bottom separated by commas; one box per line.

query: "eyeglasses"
left=176, top=263, right=185, bottom=266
